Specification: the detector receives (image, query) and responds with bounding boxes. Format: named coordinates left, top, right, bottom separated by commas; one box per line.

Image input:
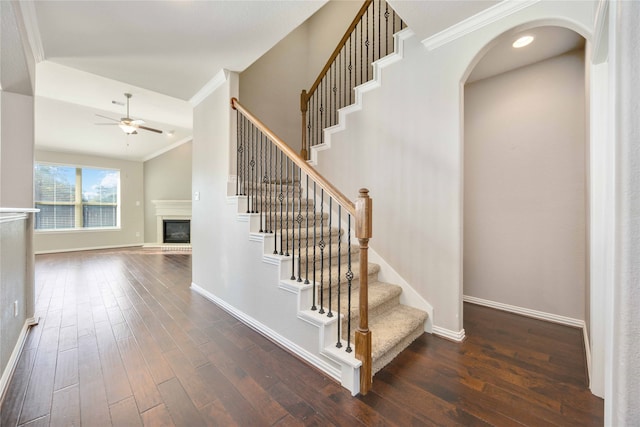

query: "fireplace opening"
left=163, top=220, right=190, bottom=244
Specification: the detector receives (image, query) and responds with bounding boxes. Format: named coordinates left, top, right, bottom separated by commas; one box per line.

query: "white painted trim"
left=421, top=0, right=540, bottom=51
left=583, top=323, right=592, bottom=387
left=34, top=243, right=143, bottom=255
left=463, top=295, right=585, bottom=328
left=591, top=0, right=609, bottom=64
left=189, top=69, right=229, bottom=107
left=432, top=326, right=466, bottom=342
left=0, top=208, right=39, bottom=213
left=0, top=213, right=28, bottom=223
left=190, top=282, right=343, bottom=383
left=0, top=317, right=39, bottom=403
left=309, top=28, right=414, bottom=166
left=142, top=136, right=192, bottom=162
left=15, top=1, right=45, bottom=63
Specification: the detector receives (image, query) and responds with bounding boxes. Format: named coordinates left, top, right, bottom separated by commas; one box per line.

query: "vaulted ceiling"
left=21, top=0, right=328, bottom=161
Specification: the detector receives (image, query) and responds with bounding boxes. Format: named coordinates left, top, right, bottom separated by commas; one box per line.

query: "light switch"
left=194, top=191, right=200, bottom=201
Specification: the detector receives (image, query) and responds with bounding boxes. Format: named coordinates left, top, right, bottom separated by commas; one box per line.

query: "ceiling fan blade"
left=135, top=125, right=163, bottom=134
left=95, top=114, right=119, bottom=122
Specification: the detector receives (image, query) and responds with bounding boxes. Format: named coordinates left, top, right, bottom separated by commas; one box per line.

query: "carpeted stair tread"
left=319, top=282, right=402, bottom=321
left=339, top=282, right=402, bottom=319
left=370, top=305, right=427, bottom=374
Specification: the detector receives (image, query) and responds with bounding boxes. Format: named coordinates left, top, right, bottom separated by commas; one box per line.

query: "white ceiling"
left=30, top=0, right=327, bottom=101
left=24, top=0, right=327, bottom=162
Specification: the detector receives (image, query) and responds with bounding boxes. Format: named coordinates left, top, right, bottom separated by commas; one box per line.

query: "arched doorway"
left=462, top=24, right=590, bottom=374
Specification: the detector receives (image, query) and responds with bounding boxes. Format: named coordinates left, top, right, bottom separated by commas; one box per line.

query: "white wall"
left=311, top=2, right=594, bottom=334
left=143, top=142, right=192, bottom=243
left=239, top=0, right=361, bottom=152
left=464, top=49, right=586, bottom=320
left=34, top=150, right=144, bottom=253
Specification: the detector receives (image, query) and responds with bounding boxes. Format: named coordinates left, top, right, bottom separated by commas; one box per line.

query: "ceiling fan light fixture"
left=119, top=123, right=137, bottom=134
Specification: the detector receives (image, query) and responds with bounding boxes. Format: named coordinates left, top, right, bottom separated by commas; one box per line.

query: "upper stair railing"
left=300, top=0, right=405, bottom=159
left=232, top=97, right=374, bottom=394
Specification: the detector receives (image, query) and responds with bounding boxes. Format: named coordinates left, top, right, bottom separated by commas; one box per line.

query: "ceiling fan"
left=95, top=93, right=163, bottom=134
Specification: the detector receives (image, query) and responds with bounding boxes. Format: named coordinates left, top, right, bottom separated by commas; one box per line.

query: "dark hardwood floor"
left=1, top=248, right=603, bottom=426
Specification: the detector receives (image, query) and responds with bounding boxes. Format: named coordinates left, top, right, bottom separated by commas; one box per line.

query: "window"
left=35, top=163, right=120, bottom=231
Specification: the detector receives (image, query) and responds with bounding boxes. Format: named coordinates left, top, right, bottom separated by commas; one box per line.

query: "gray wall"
left=239, top=0, right=361, bottom=152
left=143, top=141, right=192, bottom=243
left=34, top=150, right=144, bottom=253
left=0, top=216, right=30, bottom=381
left=463, top=49, right=587, bottom=320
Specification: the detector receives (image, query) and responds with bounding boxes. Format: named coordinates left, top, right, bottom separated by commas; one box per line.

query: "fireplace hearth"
left=163, top=220, right=190, bottom=244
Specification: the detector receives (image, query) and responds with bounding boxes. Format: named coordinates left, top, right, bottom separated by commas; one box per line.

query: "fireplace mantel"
left=152, top=200, right=192, bottom=245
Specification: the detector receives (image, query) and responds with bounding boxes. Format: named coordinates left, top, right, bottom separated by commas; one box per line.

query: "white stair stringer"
left=193, top=195, right=364, bottom=395
left=309, top=28, right=415, bottom=166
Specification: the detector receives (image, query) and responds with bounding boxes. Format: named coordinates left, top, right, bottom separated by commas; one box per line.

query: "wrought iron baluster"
left=327, top=197, right=333, bottom=318
left=311, top=181, right=317, bottom=310
left=247, top=123, right=253, bottom=213
left=259, top=133, right=264, bottom=232
left=285, top=158, right=290, bottom=257
left=385, top=3, right=389, bottom=54
left=236, top=113, right=241, bottom=196
left=269, top=140, right=274, bottom=235
left=305, top=174, right=310, bottom=285
left=296, top=167, right=303, bottom=282
left=366, top=8, right=369, bottom=82
left=236, top=110, right=240, bottom=196
left=376, top=0, right=380, bottom=62
left=346, top=214, right=353, bottom=353
left=336, top=205, right=342, bottom=348
left=319, top=188, right=325, bottom=315
left=278, top=150, right=284, bottom=255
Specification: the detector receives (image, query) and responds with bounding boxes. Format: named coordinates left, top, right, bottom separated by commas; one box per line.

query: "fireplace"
left=152, top=200, right=192, bottom=246
left=163, top=220, right=190, bottom=244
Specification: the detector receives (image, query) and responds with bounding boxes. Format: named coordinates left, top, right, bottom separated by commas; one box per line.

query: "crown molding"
left=421, top=0, right=540, bottom=51
left=189, top=69, right=229, bottom=107
left=15, top=0, right=45, bottom=63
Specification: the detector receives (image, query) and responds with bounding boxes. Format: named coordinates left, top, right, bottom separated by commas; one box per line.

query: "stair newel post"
left=355, top=188, right=372, bottom=395
left=300, top=90, right=308, bottom=160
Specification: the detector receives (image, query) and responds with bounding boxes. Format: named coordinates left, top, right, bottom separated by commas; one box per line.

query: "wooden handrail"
left=232, top=97, right=355, bottom=216
left=232, top=96, right=373, bottom=395
left=304, top=0, right=373, bottom=103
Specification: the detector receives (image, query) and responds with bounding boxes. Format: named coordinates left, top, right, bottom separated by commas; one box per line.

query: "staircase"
left=215, top=0, right=429, bottom=395
left=250, top=179, right=428, bottom=375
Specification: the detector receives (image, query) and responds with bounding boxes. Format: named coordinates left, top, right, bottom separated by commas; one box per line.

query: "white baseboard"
left=190, top=282, right=342, bottom=384
left=35, top=244, right=143, bottom=255
left=583, top=323, right=592, bottom=387
left=432, top=326, right=466, bottom=342
left=0, top=317, right=39, bottom=404
left=463, top=295, right=591, bottom=385
left=463, top=295, right=585, bottom=328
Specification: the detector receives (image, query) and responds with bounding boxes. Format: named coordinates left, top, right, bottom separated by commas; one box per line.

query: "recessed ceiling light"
left=513, top=35, right=534, bottom=48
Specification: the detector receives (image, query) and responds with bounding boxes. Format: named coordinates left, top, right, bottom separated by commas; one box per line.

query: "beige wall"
left=34, top=150, right=144, bottom=253
left=239, top=0, right=361, bottom=152
left=463, top=49, right=586, bottom=320
left=1, top=92, right=34, bottom=209
left=143, top=141, right=192, bottom=243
